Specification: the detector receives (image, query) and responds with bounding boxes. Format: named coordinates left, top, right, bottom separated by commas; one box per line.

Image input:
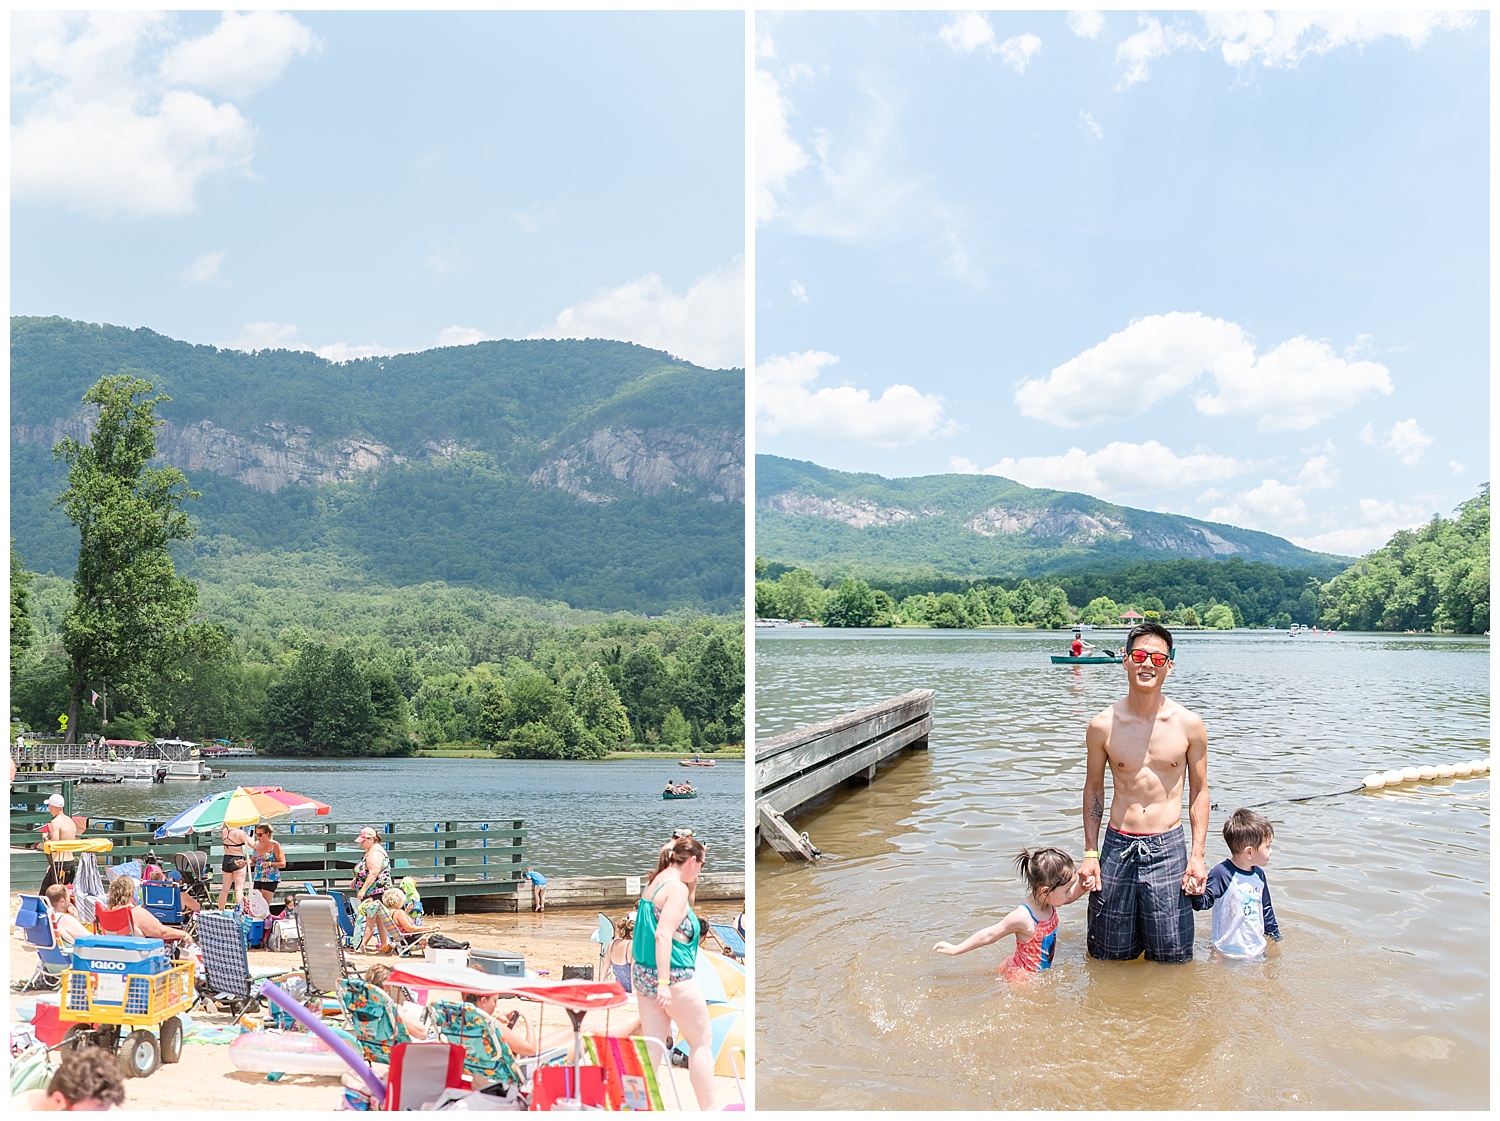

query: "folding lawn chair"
left=426, top=1000, right=526, bottom=1090
left=93, top=903, right=136, bottom=936
left=588, top=912, right=614, bottom=981
left=294, top=893, right=355, bottom=1000
left=708, top=921, right=747, bottom=962
left=581, top=1033, right=682, bottom=1111
left=386, top=1042, right=470, bottom=1110
left=193, top=909, right=276, bottom=1018
left=299, top=883, right=357, bottom=941
left=389, top=923, right=437, bottom=957
left=11, top=894, right=69, bottom=993
left=338, top=976, right=414, bottom=1065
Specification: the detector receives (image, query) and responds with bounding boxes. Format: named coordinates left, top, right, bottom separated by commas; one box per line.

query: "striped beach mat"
left=582, top=1035, right=666, bottom=1111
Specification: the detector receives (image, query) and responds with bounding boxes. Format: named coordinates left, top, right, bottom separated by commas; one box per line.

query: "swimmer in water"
left=932, top=848, right=1088, bottom=979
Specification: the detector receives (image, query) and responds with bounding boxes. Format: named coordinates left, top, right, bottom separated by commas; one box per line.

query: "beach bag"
left=242, top=890, right=271, bottom=921
left=426, top=933, right=470, bottom=951
left=267, top=917, right=300, bottom=953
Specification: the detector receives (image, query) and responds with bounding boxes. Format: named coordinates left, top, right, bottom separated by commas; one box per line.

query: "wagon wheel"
left=120, top=1030, right=160, bottom=1079
left=159, top=1016, right=183, bottom=1064
left=59, top=1024, right=94, bottom=1052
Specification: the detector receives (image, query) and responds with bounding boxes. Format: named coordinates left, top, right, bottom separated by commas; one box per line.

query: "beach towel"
left=583, top=1035, right=666, bottom=1110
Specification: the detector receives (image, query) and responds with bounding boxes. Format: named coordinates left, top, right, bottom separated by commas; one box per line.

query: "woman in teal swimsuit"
left=632, top=835, right=714, bottom=1110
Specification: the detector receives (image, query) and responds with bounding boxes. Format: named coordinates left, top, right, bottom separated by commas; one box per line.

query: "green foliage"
left=54, top=375, right=216, bottom=731
left=660, top=706, right=692, bottom=746
left=1319, top=488, right=1489, bottom=633
left=11, top=542, right=35, bottom=671
left=1203, top=604, right=1236, bottom=630
left=572, top=664, right=632, bottom=750
left=823, top=578, right=882, bottom=627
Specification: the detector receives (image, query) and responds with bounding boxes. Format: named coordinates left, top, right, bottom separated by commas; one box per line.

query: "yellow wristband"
left=1084, top=850, right=1100, bottom=860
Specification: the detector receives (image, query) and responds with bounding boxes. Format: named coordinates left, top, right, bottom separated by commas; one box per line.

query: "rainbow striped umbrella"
left=154, top=786, right=330, bottom=838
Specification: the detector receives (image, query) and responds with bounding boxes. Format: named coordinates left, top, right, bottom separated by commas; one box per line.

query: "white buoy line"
left=1363, top=759, right=1490, bottom=790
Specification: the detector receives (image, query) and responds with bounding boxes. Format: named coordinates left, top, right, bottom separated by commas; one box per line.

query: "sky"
left=10, top=10, right=745, bottom=369
left=754, top=10, right=1488, bottom=556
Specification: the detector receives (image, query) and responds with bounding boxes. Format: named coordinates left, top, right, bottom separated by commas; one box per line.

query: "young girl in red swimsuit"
left=932, top=848, right=1088, bottom=980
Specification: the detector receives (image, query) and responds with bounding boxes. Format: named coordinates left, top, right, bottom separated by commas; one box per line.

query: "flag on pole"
left=90, top=691, right=100, bottom=706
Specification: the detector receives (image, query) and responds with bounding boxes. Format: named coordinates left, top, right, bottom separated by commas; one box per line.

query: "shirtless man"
left=1077, top=622, right=1208, bottom=963
left=39, top=794, right=80, bottom=894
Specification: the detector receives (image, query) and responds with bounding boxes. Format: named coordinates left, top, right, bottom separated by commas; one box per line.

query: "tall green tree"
left=11, top=542, right=35, bottom=676
left=572, top=663, right=632, bottom=749
left=54, top=374, right=208, bottom=735
left=823, top=577, right=880, bottom=627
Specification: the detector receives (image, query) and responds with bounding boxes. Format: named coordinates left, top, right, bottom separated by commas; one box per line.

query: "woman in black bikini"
left=217, top=824, right=250, bottom=910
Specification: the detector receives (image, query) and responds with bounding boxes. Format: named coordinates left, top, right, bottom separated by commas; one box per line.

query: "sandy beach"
left=10, top=899, right=746, bottom=1111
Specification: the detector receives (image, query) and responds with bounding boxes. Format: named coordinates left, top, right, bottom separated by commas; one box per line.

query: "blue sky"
left=754, top=10, right=1488, bottom=555
left=11, top=10, right=744, bottom=368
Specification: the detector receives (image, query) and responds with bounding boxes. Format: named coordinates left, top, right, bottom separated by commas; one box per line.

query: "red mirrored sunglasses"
left=1126, top=649, right=1171, bottom=667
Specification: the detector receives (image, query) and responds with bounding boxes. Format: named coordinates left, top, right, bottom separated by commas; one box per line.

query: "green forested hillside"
left=11, top=317, right=744, bottom=613
left=756, top=454, right=1348, bottom=578
left=1319, top=487, right=1488, bottom=633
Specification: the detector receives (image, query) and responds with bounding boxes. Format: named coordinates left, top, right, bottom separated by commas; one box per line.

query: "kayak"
left=662, top=790, right=699, bottom=800
left=1050, top=655, right=1121, bottom=664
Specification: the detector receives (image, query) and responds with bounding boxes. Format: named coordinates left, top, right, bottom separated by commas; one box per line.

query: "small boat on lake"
left=679, top=757, right=715, bottom=768
left=662, top=789, right=699, bottom=800
left=1050, top=654, right=1121, bottom=664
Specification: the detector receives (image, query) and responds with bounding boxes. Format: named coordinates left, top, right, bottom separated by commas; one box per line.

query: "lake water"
left=754, top=628, right=1489, bottom=1110
left=66, top=756, right=745, bottom=878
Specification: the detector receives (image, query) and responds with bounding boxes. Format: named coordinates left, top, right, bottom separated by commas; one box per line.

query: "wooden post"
left=756, top=803, right=817, bottom=861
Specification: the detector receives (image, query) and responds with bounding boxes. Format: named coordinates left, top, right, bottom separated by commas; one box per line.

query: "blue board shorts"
left=1087, top=826, right=1195, bottom=963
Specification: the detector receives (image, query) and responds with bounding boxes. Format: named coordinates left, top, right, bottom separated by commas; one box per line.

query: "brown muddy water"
left=754, top=629, right=1489, bottom=1110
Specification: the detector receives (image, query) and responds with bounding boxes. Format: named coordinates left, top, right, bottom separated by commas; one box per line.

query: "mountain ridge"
left=756, top=453, right=1348, bottom=578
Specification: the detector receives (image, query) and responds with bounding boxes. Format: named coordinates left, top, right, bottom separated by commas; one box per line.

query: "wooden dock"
left=755, top=689, right=933, bottom=861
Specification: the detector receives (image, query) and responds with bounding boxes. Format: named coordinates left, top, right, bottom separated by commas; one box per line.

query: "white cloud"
left=437, top=326, right=490, bottom=348
left=1015, top=311, right=1392, bottom=430
left=757, top=350, right=951, bottom=448
left=314, top=342, right=393, bottom=363
left=1195, top=333, right=1393, bottom=431
left=1296, top=454, right=1340, bottom=490
left=938, top=14, right=1041, bottom=72
left=1359, top=422, right=1377, bottom=445
left=531, top=261, right=744, bottom=369
left=950, top=456, right=980, bottom=474
left=1067, top=11, right=1105, bottom=40
left=755, top=68, right=811, bottom=225
left=424, top=241, right=469, bottom=274
left=158, top=10, right=318, bottom=101
left=1377, top=419, right=1434, bottom=466
left=511, top=195, right=566, bottom=235
left=1114, top=11, right=1473, bottom=86
left=1117, top=16, right=1198, bottom=86
left=1079, top=111, right=1103, bottom=140
left=789, top=280, right=809, bottom=305
left=1201, top=10, right=1475, bottom=70
left=978, top=440, right=1250, bottom=501
left=1210, top=478, right=1312, bottom=530
left=178, top=250, right=226, bottom=286
left=1292, top=498, right=1436, bottom=555
left=996, top=34, right=1043, bottom=74
left=939, top=12, right=996, bottom=55
left=1449, top=461, right=1465, bottom=476
left=755, top=20, right=777, bottom=60
left=11, top=11, right=316, bottom=218
left=220, top=321, right=302, bottom=352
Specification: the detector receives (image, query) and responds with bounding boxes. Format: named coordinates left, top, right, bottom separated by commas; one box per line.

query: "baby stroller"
left=173, top=851, right=213, bottom=908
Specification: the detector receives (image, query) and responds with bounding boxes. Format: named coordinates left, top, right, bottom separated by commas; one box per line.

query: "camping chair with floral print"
left=426, top=999, right=524, bottom=1090
left=338, top=976, right=413, bottom=1066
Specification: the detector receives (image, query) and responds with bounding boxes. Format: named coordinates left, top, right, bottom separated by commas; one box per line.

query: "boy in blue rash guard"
left=1192, top=807, right=1283, bottom=957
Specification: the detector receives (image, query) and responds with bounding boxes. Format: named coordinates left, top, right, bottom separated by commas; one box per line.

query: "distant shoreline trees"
left=755, top=485, right=1490, bottom=635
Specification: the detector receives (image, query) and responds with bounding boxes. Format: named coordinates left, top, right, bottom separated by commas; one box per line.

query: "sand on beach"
left=9, top=900, right=746, bottom=1111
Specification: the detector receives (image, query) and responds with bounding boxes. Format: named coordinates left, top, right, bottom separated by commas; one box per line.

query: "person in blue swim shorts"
left=1076, top=622, right=1209, bottom=963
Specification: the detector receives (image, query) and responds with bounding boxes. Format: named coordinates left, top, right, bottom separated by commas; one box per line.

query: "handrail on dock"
left=755, top=689, right=933, bottom=862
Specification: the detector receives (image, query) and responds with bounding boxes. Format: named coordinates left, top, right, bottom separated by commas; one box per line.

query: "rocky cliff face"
left=12, top=414, right=405, bottom=493
left=762, top=493, right=935, bottom=528
left=529, top=427, right=744, bottom=504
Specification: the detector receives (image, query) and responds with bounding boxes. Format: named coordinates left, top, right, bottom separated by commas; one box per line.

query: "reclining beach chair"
left=193, top=909, right=267, bottom=1019
left=338, top=976, right=414, bottom=1065
left=11, top=895, right=69, bottom=993
left=426, top=1000, right=526, bottom=1091
left=581, top=1034, right=681, bottom=1110
left=708, top=920, right=747, bottom=962
left=588, top=912, right=614, bottom=981
left=294, top=893, right=355, bottom=1001
left=299, top=882, right=358, bottom=942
